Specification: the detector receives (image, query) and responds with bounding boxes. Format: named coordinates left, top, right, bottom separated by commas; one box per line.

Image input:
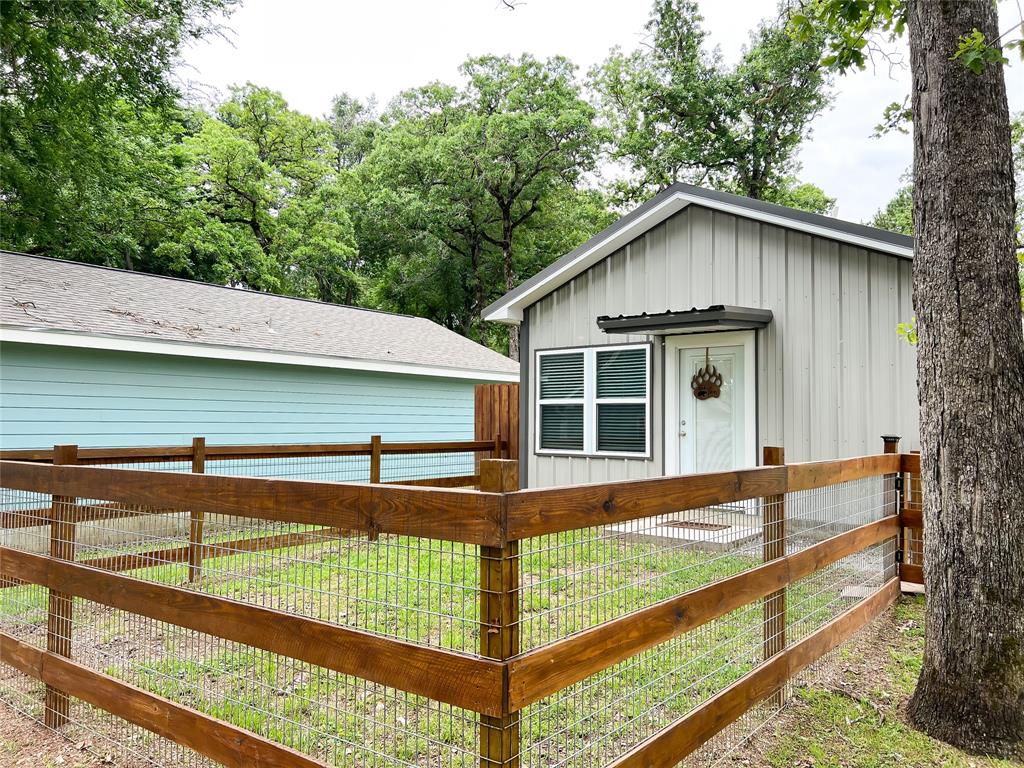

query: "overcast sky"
left=182, top=0, right=1024, bottom=224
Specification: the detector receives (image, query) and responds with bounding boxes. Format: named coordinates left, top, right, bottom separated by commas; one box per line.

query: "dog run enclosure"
left=0, top=435, right=925, bottom=768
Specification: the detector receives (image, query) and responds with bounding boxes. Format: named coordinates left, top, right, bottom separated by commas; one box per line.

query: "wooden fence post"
left=187, top=437, right=206, bottom=582
left=479, top=459, right=519, bottom=768
left=369, top=435, right=382, bottom=484
left=881, top=435, right=904, bottom=585
left=368, top=436, right=382, bottom=541
left=45, top=443, right=78, bottom=727
left=493, top=425, right=504, bottom=460
left=762, top=445, right=786, bottom=707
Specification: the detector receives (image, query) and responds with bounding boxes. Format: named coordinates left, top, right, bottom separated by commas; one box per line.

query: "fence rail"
left=0, top=436, right=503, bottom=464
left=0, top=441, right=920, bottom=768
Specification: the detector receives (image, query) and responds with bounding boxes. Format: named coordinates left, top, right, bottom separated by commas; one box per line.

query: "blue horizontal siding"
left=0, top=342, right=479, bottom=450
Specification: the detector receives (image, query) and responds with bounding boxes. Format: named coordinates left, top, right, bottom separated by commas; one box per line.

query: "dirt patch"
left=0, top=714, right=125, bottom=768
left=720, top=594, right=1021, bottom=767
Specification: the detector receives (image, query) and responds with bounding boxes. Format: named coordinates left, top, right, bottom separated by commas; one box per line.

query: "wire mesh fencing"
left=0, top=450, right=904, bottom=768
left=0, top=479, right=487, bottom=768
left=0, top=435, right=498, bottom=487
left=515, top=473, right=897, bottom=768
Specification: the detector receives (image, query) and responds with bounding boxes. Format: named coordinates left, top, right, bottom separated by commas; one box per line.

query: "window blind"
left=540, top=404, right=584, bottom=450
left=596, top=348, right=647, bottom=398
left=597, top=403, right=647, bottom=453
left=536, top=344, right=649, bottom=455
left=539, top=352, right=585, bottom=399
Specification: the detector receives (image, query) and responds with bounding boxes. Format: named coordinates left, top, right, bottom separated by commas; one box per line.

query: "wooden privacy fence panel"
left=0, top=448, right=909, bottom=768
left=475, top=382, right=519, bottom=461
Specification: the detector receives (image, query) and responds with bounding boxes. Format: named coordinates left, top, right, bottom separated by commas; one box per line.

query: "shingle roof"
left=0, top=252, right=519, bottom=378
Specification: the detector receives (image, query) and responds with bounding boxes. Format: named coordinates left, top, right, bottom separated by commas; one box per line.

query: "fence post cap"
left=480, top=458, right=519, bottom=493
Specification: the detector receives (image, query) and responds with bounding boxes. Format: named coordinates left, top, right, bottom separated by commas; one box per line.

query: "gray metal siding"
left=523, top=205, right=918, bottom=488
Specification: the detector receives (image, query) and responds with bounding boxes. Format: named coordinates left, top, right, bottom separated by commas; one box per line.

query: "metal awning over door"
left=597, top=305, right=773, bottom=336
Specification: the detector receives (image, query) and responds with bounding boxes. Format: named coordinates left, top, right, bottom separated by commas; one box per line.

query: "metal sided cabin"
left=483, top=183, right=918, bottom=488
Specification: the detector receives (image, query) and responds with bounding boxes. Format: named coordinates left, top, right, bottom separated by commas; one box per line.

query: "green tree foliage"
left=870, top=183, right=913, bottom=236
left=1, top=0, right=855, bottom=353
left=763, top=176, right=836, bottom=214
left=592, top=0, right=834, bottom=209
left=0, top=0, right=236, bottom=264
left=329, top=92, right=380, bottom=171
left=157, top=85, right=363, bottom=302
left=363, top=56, right=607, bottom=356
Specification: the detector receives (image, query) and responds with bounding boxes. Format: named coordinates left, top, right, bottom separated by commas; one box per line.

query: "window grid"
left=536, top=344, right=650, bottom=457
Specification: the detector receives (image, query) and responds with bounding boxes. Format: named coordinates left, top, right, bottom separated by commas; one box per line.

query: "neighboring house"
left=0, top=252, right=518, bottom=450
left=483, top=183, right=918, bottom=489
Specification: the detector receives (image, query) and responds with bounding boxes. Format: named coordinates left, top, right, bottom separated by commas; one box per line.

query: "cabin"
left=482, top=183, right=918, bottom=488
left=0, top=252, right=518, bottom=450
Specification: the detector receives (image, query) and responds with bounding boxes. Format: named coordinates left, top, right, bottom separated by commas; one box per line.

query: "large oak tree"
left=593, top=0, right=835, bottom=209
left=363, top=55, right=605, bottom=358
left=794, top=0, right=1024, bottom=758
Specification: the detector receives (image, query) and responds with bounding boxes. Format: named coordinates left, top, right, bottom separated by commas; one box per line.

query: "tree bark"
left=501, top=211, right=519, bottom=361
left=905, top=1, right=1024, bottom=759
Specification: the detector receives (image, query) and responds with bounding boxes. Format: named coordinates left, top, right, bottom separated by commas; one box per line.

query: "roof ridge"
left=665, top=182, right=914, bottom=248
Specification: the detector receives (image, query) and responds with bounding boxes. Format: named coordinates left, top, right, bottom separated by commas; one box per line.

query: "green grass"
left=0, top=526, right=881, bottom=766
left=759, top=596, right=1022, bottom=768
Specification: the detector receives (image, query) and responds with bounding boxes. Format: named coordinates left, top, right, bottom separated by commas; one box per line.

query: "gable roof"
left=0, top=252, right=519, bottom=381
left=482, top=183, right=915, bottom=324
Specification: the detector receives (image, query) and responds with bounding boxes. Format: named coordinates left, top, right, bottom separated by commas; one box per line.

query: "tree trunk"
left=501, top=213, right=519, bottom=361
left=905, top=1, right=1024, bottom=759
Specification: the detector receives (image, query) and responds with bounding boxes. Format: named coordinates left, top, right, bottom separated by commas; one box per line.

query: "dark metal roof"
left=483, top=182, right=914, bottom=323
left=597, top=305, right=774, bottom=335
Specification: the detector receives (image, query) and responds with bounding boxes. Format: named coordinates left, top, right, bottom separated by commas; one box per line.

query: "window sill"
left=535, top=450, right=654, bottom=460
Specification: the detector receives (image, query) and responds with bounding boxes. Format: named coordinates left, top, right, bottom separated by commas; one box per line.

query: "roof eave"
left=0, top=325, right=521, bottom=383
left=482, top=187, right=914, bottom=325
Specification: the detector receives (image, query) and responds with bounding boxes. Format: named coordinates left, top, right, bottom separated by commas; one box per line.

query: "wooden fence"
left=899, top=451, right=925, bottom=586
left=0, top=443, right=921, bottom=768
left=0, top=436, right=502, bottom=585
left=0, top=435, right=503, bottom=472
left=474, top=382, right=519, bottom=463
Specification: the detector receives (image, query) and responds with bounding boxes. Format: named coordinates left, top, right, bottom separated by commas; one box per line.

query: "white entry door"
left=666, top=332, right=756, bottom=474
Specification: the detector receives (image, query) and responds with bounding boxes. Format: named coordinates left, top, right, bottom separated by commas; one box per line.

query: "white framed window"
left=536, top=343, right=651, bottom=457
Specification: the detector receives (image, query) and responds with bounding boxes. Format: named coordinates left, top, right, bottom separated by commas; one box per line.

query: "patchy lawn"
left=4, top=595, right=1016, bottom=767
left=0, top=717, right=125, bottom=767
left=723, top=595, right=1023, bottom=768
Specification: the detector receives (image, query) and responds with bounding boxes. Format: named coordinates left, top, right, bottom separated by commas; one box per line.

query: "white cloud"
left=182, top=0, right=1024, bottom=223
